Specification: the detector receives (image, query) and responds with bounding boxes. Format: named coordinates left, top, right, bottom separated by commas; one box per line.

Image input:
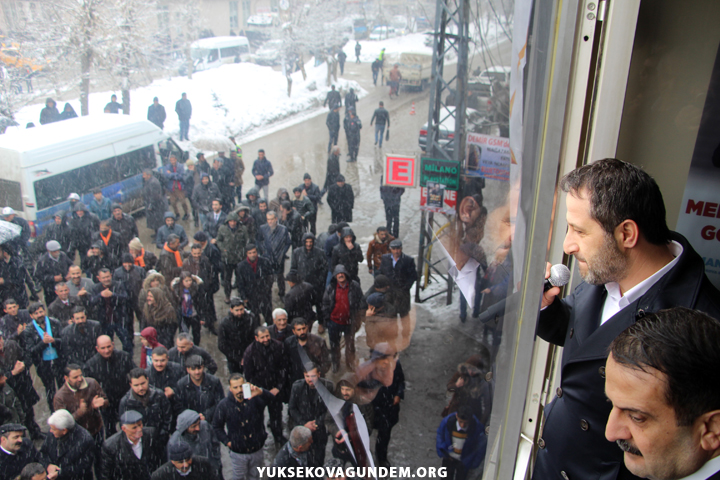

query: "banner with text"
left=465, top=133, right=511, bottom=181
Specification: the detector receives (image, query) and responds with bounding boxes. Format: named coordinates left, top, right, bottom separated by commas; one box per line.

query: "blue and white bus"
left=0, top=114, right=187, bottom=238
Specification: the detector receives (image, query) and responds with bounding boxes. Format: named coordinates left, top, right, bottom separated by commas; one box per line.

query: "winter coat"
left=213, top=390, right=275, bottom=454
left=269, top=188, right=290, bottom=213
left=344, top=116, right=362, bottom=144
left=242, top=339, right=286, bottom=391
left=61, top=320, right=103, bottom=367
left=0, top=436, right=39, bottom=479
left=379, top=252, right=418, bottom=313
left=175, top=373, right=224, bottom=421
left=118, top=387, right=173, bottom=442
left=39, top=424, right=95, bottom=480
left=292, top=196, right=315, bottom=220
left=268, top=324, right=291, bottom=343
left=107, top=211, right=139, bottom=250
left=100, top=427, right=161, bottom=480
left=40, top=99, right=60, bottom=124
left=89, top=197, right=113, bottom=221
left=290, top=234, right=328, bottom=295
left=203, top=210, right=226, bottom=239
left=53, top=378, right=107, bottom=436
left=155, top=220, right=188, bottom=250
left=81, top=246, right=118, bottom=281
left=34, top=251, right=74, bottom=295
left=113, top=265, right=146, bottom=300
left=242, top=187, right=261, bottom=208
left=21, top=316, right=64, bottom=369
left=284, top=281, right=316, bottom=322
left=105, top=100, right=123, bottom=114
left=327, top=183, right=354, bottom=222
left=192, top=180, right=221, bottom=214
left=91, top=229, right=124, bottom=263
left=331, top=228, right=363, bottom=281
left=0, top=311, right=31, bottom=343
left=235, top=206, right=257, bottom=242
left=0, top=338, right=39, bottom=408
left=151, top=456, right=219, bottom=480
left=284, top=334, right=330, bottom=385
left=156, top=249, right=184, bottom=286
left=366, top=233, right=395, bottom=272
left=59, top=103, right=78, bottom=121
left=371, top=107, right=390, bottom=126
left=48, top=295, right=84, bottom=326
left=273, top=440, right=308, bottom=468
left=345, top=91, right=358, bottom=110
left=168, top=409, right=221, bottom=471
left=323, top=90, right=341, bottom=110
left=371, top=360, right=405, bottom=429
left=235, top=256, right=274, bottom=302
left=323, top=153, right=341, bottom=191
left=168, top=345, right=218, bottom=375
left=0, top=383, right=24, bottom=425
left=175, top=98, right=192, bottom=120
left=88, top=280, right=130, bottom=327
left=215, top=212, right=249, bottom=265
left=217, top=312, right=259, bottom=365
left=436, top=412, right=486, bottom=470
left=281, top=209, right=304, bottom=249
left=338, top=50, right=347, bottom=63
left=288, top=377, right=333, bottom=429
left=380, top=185, right=405, bottom=207
left=534, top=233, right=720, bottom=480
left=83, top=350, right=135, bottom=404
left=145, top=361, right=184, bottom=395
left=326, top=110, right=340, bottom=133
left=298, top=182, right=322, bottom=209
left=160, top=162, right=186, bottom=192
left=69, top=203, right=101, bottom=251
left=322, top=265, right=366, bottom=323
left=143, top=176, right=169, bottom=231
left=44, top=213, right=73, bottom=253
left=258, top=223, right=291, bottom=268
left=0, top=255, right=32, bottom=308
left=183, top=251, right=219, bottom=295
left=148, top=103, right=166, bottom=129
left=251, top=157, right=274, bottom=187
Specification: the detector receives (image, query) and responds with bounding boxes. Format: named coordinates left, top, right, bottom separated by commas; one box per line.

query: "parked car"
left=254, top=39, right=283, bottom=66
left=369, top=26, right=396, bottom=41
left=476, top=66, right=511, bottom=86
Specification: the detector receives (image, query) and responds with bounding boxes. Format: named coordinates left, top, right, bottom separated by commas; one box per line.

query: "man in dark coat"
left=331, top=227, right=363, bottom=283
left=91, top=220, right=124, bottom=262
left=169, top=409, right=221, bottom=474
left=533, top=159, right=720, bottom=480
left=69, top=202, right=100, bottom=265
left=145, top=347, right=184, bottom=418
left=184, top=239, right=219, bottom=334
left=61, top=307, right=102, bottom=366
left=104, top=94, right=123, bottom=113
left=156, top=213, right=188, bottom=250
left=370, top=100, right=390, bottom=147
left=175, top=355, right=224, bottom=422
left=81, top=242, right=118, bottom=280
left=322, top=265, right=365, bottom=372
left=272, top=426, right=312, bottom=468
left=288, top=363, right=333, bottom=467
left=284, top=271, right=316, bottom=326
left=280, top=201, right=304, bottom=250
left=44, top=211, right=73, bottom=254
left=337, top=50, right=347, bottom=74
left=210, top=158, right=234, bottom=212
left=378, top=240, right=418, bottom=315
left=258, top=211, right=292, bottom=299
left=344, top=109, right=362, bottom=162
left=326, top=105, right=340, bottom=153
left=47, top=282, right=83, bottom=326
left=0, top=424, right=38, bottom=479
left=156, top=234, right=184, bottom=287
left=213, top=374, right=274, bottom=476
left=175, top=93, right=192, bottom=141
left=380, top=183, right=404, bottom=238
left=0, top=332, right=42, bottom=439
left=344, top=87, right=358, bottom=111
left=0, top=246, right=35, bottom=309
left=113, top=253, right=146, bottom=336
left=23, top=302, right=64, bottom=411
left=108, top=204, right=139, bottom=252
left=118, top=368, right=173, bottom=445
left=327, top=175, right=354, bottom=223
left=34, top=240, right=73, bottom=305
left=203, top=199, right=226, bottom=240
left=40, top=98, right=59, bottom=124
left=242, top=326, right=286, bottom=446
left=215, top=211, right=248, bottom=302
left=323, top=85, right=341, bottom=110
left=192, top=173, right=221, bottom=226
left=88, top=269, right=132, bottom=352
left=284, top=318, right=330, bottom=386
left=142, top=170, right=169, bottom=233
left=168, top=333, right=218, bottom=374
left=323, top=147, right=341, bottom=195
left=268, top=308, right=291, bottom=343
left=152, top=442, right=219, bottom=480
left=147, top=97, right=166, bottom=130
left=368, top=353, right=405, bottom=468
left=101, top=410, right=161, bottom=480
left=290, top=233, right=328, bottom=318
left=251, top=149, right=274, bottom=202
left=84, top=335, right=135, bottom=436
left=217, top=298, right=259, bottom=374
left=236, top=244, right=274, bottom=325
left=40, top=409, right=95, bottom=480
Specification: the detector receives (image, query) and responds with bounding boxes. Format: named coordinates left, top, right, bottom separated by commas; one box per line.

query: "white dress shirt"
left=129, top=437, right=143, bottom=459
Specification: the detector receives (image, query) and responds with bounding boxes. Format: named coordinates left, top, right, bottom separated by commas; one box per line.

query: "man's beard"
left=616, top=439, right=642, bottom=456
left=298, top=333, right=308, bottom=341
left=578, top=233, right=629, bottom=285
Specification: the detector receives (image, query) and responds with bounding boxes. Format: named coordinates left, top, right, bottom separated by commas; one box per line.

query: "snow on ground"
left=14, top=60, right=366, bottom=144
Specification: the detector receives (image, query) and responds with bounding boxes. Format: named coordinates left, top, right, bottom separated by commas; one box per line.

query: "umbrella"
left=192, top=135, right=235, bottom=153
left=0, top=219, right=22, bottom=245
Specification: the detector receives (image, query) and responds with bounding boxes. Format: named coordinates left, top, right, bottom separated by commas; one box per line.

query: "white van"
left=190, top=36, right=251, bottom=72
left=0, top=115, right=186, bottom=237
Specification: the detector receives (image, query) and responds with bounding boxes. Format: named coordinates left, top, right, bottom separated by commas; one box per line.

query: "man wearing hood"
left=323, top=265, right=366, bottom=372
left=327, top=175, right=354, bottom=223
left=191, top=172, right=221, bottom=227
left=215, top=211, right=249, bottom=303
left=284, top=272, right=316, bottom=326
left=331, top=227, right=363, bottom=283
left=43, top=211, right=72, bottom=255
left=82, top=242, right=117, bottom=281
left=336, top=373, right=374, bottom=429
left=0, top=246, right=35, bottom=309
left=241, top=186, right=260, bottom=210
left=39, top=98, right=59, bottom=124
left=217, top=298, right=258, bottom=374
left=59, top=102, right=78, bottom=120
left=118, top=368, right=172, bottom=445
left=68, top=203, right=99, bottom=264
left=251, top=149, right=274, bottom=201
left=269, top=188, right=290, bottom=214
left=157, top=234, right=184, bottom=286
left=91, top=219, right=124, bottom=263
left=213, top=374, right=274, bottom=478
left=34, top=241, right=73, bottom=305
left=108, top=204, right=138, bottom=252
left=259, top=211, right=292, bottom=299
left=242, top=326, right=286, bottom=448
left=142, top=169, right=169, bottom=235
left=289, top=362, right=333, bottom=467
left=284, top=318, right=330, bottom=387
left=153, top=440, right=219, bottom=480
left=156, top=212, right=188, bottom=250
left=169, top=409, right=221, bottom=474
left=366, top=226, right=394, bottom=275
left=61, top=307, right=102, bottom=366
left=291, top=233, right=328, bottom=320
left=280, top=201, right=303, bottom=249
left=234, top=205, right=257, bottom=243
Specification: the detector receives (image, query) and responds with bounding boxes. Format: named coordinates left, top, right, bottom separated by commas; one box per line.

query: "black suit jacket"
left=100, top=427, right=160, bottom=480
left=533, top=233, right=720, bottom=480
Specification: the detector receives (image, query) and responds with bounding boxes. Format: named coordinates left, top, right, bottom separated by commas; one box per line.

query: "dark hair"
left=191, top=243, right=203, bottom=250
left=28, top=302, right=44, bottom=314
left=152, top=346, right=168, bottom=357
left=230, top=297, right=245, bottom=308
left=376, top=226, right=388, bottom=233
left=167, top=234, right=180, bottom=243
left=280, top=201, right=292, bottom=211
left=610, top=307, right=720, bottom=426
left=3, top=298, right=17, bottom=307
left=212, top=198, right=222, bottom=205
left=303, top=361, right=318, bottom=373
left=291, top=317, right=308, bottom=328
left=245, top=244, right=257, bottom=253
left=20, top=463, right=47, bottom=480
left=71, top=306, right=86, bottom=316
left=292, top=187, right=303, bottom=193
left=64, top=363, right=82, bottom=376
left=456, top=405, right=474, bottom=422
left=560, top=158, right=671, bottom=245
left=98, top=267, right=111, bottom=275
left=255, top=325, right=269, bottom=336
left=229, top=373, right=245, bottom=383
left=128, top=367, right=148, bottom=382
left=185, top=354, right=204, bottom=368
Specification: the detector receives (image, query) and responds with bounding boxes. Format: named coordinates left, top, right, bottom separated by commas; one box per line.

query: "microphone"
left=476, top=264, right=571, bottom=324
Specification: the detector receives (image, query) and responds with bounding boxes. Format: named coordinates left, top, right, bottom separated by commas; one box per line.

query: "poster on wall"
left=675, top=43, right=720, bottom=289
left=465, top=133, right=511, bottom=181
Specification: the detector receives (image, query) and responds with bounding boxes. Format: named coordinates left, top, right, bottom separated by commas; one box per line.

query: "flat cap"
left=46, top=240, right=61, bottom=251
left=0, top=423, right=26, bottom=434
left=389, top=239, right=402, bottom=249
left=120, top=410, right=143, bottom=425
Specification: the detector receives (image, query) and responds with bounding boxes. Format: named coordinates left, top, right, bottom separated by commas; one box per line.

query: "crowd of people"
left=0, top=136, right=424, bottom=480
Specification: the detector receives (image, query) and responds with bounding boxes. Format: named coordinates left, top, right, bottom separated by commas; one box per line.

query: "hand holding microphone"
left=542, top=263, right=570, bottom=308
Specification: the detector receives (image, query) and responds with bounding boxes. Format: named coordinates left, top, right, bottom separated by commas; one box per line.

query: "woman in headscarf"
left=170, top=271, right=204, bottom=345
left=139, top=326, right=163, bottom=369
left=143, top=287, right=178, bottom=348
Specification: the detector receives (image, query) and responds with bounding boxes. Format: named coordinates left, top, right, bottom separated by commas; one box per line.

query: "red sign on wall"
left=384, top=154, right=417, bottom=187
left=420, top=187, right=457, bottom=214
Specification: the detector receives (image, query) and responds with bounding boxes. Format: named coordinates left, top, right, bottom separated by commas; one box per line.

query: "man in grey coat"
left=168, top=409, right=222, bottom=474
